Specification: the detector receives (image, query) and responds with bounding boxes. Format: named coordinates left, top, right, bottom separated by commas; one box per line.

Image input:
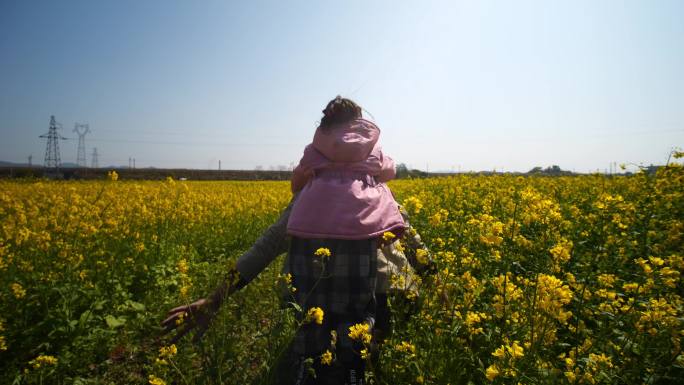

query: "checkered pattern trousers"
left=288, top=237, right=377, bottom=362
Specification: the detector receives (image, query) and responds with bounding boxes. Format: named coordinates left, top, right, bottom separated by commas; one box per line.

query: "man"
left=162, top=198, right=434, bottom=383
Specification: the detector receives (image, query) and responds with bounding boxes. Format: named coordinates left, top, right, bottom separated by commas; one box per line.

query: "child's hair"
left=319, top=96, right=362, bottom=130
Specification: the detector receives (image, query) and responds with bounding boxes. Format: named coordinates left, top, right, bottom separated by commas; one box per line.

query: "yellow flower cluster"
left=382, top=231, right=396, bottom=242
left=348, top=322, right=372, bottom=345
left=155, top=344, right=178, bottom=366
left=535, top=274, right=573, bottom=324
left=29, top=354, right=58, bottom=369
left=549, top=238, right=573, bottom=272
left=415, top=248, right=430, bottom=265
left=395, top=341, right=416, bottom=355
left=177, top=258, right=192, bottom=298
left=467, top=213, right=505, bottom=247
left=464, top=311, right=488, bottom=335
left=11, top=282, right=26, bottom=299
left=159, top=344, right=177, bottom=359
left=636, top=298, right=679, bottom=335
left=492, top=341, right=524, bottom=359
left=148, top=374, right=166, bottom=385
left=0, top=318, right=7, bottom=351
left=491, top=273, right=523, bottom=322
left=486, top=340, right=525, bottom=381
left=320, top=350, right=333, bottom=365
left=305, top=307, right=324, bottom=325
left=429, top=208, right=449, bottom=227
left=402, top=196, right=423, bottom=215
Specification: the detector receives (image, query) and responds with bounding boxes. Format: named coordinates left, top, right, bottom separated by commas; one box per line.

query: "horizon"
left=0, top=157, right=668, bottom=175
left=1, top=1, right=682, bottom=173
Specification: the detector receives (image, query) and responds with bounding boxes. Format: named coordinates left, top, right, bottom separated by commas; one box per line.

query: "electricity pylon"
left=40, top=115, right=67, bottom=169
left=91, top=147, right=99, bottom=168
left=74, top=123, right=90, bottom=167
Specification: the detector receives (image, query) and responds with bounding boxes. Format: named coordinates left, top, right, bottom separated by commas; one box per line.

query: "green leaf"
left=105, top=315, right=127, bottom=328
left=126, top=300, right=146, bottom=312
left=93, top=300, right=107, bottom=311
left=288, top=302, right=302, bottom=313
left=79, top=310, right=92, bottom=326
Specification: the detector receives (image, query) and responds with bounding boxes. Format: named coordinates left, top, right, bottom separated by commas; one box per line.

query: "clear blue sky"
left=1, top=0, right=682, bottom=172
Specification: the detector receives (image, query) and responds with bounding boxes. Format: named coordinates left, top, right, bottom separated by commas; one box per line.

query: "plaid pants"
left=285, top=237, right=377, bottom=385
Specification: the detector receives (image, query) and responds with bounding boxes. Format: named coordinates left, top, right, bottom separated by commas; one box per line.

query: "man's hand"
left=162, top=298, right=218, bottom=343
left=161, top=269, right=241, bottom=343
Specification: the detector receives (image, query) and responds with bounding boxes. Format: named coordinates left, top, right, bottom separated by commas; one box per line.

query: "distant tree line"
left=396, top=163, right=428, bottom=179
left=526, top=165, right=573, bottom=176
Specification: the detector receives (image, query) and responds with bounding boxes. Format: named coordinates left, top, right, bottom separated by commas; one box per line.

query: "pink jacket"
left=287, top=118, right=405, bottom=240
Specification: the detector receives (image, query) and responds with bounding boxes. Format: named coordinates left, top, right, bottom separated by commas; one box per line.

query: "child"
left=287, top=96, right=404, bottom=239
left=285, top=96, right=404, bottom=385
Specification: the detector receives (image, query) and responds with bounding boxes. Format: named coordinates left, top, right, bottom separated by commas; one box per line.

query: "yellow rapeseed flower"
left=622, top=282, right=639, bottom=292
left=564, top=370, right=577, bottom=382
left=402, top=196, right=423, bottom=214
left=348, top=323, right=372, bottom=345
left=507, top=341, right=524, bottom=359
left=416, top=248, right=429, bottom=265
left=11, top=283, right=26, bottom=299
left=177, top=259, right=189, bottom=274
left=314, top=247, right=331, bottom=258
left=29, top=354, right=58, bottom=369
left=175, top=312, right=185, bottom=326
left=159, top=344, right=177, bottom=359
left=148, top=374, right=166, bottom=385
left=305, top=307, right=324, bottom=325
left=396, top=341, right=416, bottom=355
left=492, top=345, right=506, bottom=359
left=279, top=273, right=293, bottom=285
left=382, top=231, right=396, bottom=242
left=0, top=319, right=6, bottom=351
left=485, top=364, right=500, bottom=381
left=320, top=350, right=333, bottom=365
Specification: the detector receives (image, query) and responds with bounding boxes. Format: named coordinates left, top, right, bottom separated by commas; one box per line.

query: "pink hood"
left=287, top=118, right=405, bottom=240
left=313, top=118, right=380, bottom=163
left=291, top=119, right=395, bottom=193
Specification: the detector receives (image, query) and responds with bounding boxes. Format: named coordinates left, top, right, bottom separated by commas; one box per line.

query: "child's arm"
left=376, top=152, right=396, bottom=183
left=291, top=144, right=328, bottom=193
left=291, top=164, right=313, bottom=193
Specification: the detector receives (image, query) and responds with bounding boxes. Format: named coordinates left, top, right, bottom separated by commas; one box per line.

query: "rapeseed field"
left=1, top=161, right=682, bottom=384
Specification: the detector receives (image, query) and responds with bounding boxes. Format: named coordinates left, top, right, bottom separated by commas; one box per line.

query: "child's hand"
left=291, top=165, right=314, bottom=193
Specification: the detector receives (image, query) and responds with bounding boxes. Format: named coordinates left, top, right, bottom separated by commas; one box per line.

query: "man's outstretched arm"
left=162, top=198, right=293, bottom=342
left=234, top=199, right=293, bottom=284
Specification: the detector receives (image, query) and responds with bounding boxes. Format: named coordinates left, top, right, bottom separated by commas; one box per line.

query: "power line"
left=88, top=137, right=301, bottom=147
